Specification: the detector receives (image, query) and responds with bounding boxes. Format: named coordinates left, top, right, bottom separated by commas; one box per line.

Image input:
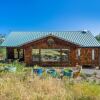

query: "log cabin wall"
left=70, top=47, right=78, bottom=66
left=22, top=36, right=79, bottom=66
left=80, top=48, right=99, bottom=66
left=22, top=36, right=78, bottom=49
left=70, top=48, right=99, bottom=67
left=24, top=46, right=32, bottom=65
left=6, top=36, right=100, bottom=67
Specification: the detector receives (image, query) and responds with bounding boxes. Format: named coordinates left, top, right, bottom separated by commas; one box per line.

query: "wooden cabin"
left=1, top=31, right=100, bottom=67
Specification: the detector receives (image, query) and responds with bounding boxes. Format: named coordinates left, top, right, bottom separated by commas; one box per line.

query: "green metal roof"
left=1, top=31, right=100, bottom=47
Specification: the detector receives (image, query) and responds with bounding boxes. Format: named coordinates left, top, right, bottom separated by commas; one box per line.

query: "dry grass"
left=0, top=71, right=100, bottom=100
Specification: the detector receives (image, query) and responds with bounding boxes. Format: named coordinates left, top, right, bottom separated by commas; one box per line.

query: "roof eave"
left=17, top=34, right=81, bottom=47
left=81, top=46, right=100, bottom=48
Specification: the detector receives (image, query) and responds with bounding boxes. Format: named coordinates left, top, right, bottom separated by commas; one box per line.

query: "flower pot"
left=33, top=68, right=43, bottom=76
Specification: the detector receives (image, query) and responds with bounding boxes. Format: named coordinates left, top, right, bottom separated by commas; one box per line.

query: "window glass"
left=92, top=49, right=95, bottom=60
left=32, top=49, right=39, bottom=61
left=76, top=48, right=81, bottom=59
left=78, top=49, right=81, bottom=56
left=14, top=49, right=18, bottom=59
left=32, top=49, right=69, bottom=62
left=41, top=49, right=61, bottom=62
left=62, top=49, right=69, bottom=62
left=19, top=49, right=24, bottom=59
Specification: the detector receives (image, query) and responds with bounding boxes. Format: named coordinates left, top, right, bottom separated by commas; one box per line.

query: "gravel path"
left=82, top=69, right=100, bottom=76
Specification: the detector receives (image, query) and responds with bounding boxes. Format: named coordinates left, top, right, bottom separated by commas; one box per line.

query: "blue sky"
left=0, top=0, right=100, bottom=35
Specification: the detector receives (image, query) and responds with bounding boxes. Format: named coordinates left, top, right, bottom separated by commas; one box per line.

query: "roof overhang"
left=18, top=34, right=81, bottom=47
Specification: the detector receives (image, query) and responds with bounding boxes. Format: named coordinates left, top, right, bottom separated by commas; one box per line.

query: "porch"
left=7, top=48, right=71, bottom=67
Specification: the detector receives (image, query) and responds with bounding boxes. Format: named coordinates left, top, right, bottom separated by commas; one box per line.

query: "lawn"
left=0, top=63, right=100, bottom=100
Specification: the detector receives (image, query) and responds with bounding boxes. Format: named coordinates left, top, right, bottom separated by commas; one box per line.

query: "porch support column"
left=24, top=46, right=32, bottom=65
left=23, top=49, right=24, bottom=60
left=39, top=49, right=41, bottom=65
left=99, top=48, right=100, bottom=68
left=17, top=48, right=20, bottom=59
left=68, top=49, right=70, bottom=66
left=60, top=49, right=62, bottom=67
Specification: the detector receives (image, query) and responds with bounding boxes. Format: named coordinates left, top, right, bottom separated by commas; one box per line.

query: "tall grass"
left=0, top=71, right=100, bottom=100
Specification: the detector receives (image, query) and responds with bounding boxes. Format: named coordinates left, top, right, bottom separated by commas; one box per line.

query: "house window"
left=32, top=49, right=69, bottom=62
left=19, top=49, right=24, bottom=59
left=76, top=48, right=81, bottom=59
left=92, top=49, right=95, bottom=60
left=41, top=49, right=61, bottom=62
left=14, top=49, right=18, bottom=59
left=14, top=49, right=24, bottom=59
left=62, top=49, right=69, bottom=62
left=32, top=49, right=39, bottom=61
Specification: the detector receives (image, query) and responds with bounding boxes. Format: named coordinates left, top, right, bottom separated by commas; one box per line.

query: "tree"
left=95, top=34, right=100, bottom=42
left=0, top=34, right=5, bottom=45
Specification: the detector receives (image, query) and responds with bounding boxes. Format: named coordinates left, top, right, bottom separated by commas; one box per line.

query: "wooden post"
left=23, top=49, right=24, bottom=59
left=17, top=48, right=20, bottom=59
left=39, top=49, right=41, bottom=65
left=60, top=49, right=62, bottom=67
left=98, top=48, right=100, bottom=68
left=68, top=49, right=70, bottom=66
